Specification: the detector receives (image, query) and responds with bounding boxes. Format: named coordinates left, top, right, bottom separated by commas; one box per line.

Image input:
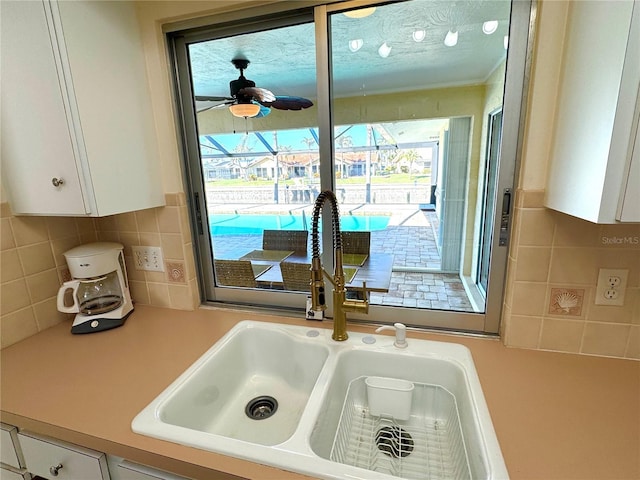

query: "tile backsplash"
left=2, top=190, right=638, bottom=360
left=502, top=189, right=640, bottom=360
left=0, top=194, right=198, bottom=348
left=95, top=192, right=199, bottom=312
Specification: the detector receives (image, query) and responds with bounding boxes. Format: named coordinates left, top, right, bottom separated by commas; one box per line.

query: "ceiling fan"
left=195, top=58, right=314, bottom=118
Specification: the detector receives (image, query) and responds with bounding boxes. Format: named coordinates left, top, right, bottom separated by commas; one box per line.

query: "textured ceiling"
left=190, top=0, right=511, bottom=108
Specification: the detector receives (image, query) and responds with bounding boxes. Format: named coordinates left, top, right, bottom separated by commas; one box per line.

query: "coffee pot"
left=57, top=242, right=133, bottom=334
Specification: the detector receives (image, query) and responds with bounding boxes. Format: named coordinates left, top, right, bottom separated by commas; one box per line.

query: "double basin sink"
left=132, top=321, right=508, bottom=479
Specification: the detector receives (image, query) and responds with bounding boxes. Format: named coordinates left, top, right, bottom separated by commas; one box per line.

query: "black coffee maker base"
left=71, top=310, right=133, bottom=334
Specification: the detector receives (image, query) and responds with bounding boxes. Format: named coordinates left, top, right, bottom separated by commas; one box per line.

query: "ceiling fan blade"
left=196, top=99, right=235, bottom=113
left=195, top=95, right=234, bottom=101
left=254, top=104, right=271, bottom=118
left=200, top=60, right=311, bottom=116
left=238, top=87, right=276, bottom=103
left=263, top=96, right=314, bottom=111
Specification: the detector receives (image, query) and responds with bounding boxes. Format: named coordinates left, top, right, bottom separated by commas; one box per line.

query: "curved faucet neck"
left=309, top=190, right=369, bottom=342
left=311, top=190, right=342, bottom=260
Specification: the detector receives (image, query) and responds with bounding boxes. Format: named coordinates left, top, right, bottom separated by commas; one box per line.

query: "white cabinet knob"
left=49, top=463, right=64, bottom=476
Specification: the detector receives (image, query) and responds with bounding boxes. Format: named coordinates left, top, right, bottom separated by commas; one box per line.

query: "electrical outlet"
left=132, top=246, right=165, bottom=272
left=595, top=268, right=628, bottom=306
left=607, top=275, right=621, bottom=287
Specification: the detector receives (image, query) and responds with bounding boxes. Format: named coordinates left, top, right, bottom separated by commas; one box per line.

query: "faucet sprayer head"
left=310, top=257, right=326, bottom=311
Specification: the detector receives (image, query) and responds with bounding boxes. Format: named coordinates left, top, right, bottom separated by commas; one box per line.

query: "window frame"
left=167, top=0, right=536, bottom=334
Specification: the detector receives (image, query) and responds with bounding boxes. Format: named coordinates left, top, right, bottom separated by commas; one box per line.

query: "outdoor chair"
left=214, top=259, right=257, bottom=288
left=341, top=231, right=371, bottom=255
left=262, top=229, right=308, bottom=253
left=280, top=261, right=311, bottom=292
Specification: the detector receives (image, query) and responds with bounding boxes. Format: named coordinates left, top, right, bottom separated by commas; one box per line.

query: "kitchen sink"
left=133, top=321, right=330, bottom=446
left=132, top=321, right=508, bottom=479
left=310, top=349, right=493, bottom=479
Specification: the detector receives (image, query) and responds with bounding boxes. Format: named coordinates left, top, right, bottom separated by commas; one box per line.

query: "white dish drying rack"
left=330, top=376, right=472, bottom=480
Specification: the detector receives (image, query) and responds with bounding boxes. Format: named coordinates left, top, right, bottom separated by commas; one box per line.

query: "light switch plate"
left=595, top=268, right=628, bottom=306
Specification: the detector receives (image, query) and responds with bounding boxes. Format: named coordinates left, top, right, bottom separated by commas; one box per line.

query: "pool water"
left=209, top=214, right=389, bottom=235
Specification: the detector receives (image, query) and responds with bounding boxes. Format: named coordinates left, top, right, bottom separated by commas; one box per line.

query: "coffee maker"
left=57, top=242, right=133, bottom=334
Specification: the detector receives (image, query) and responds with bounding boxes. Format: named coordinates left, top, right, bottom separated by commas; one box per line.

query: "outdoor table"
left=232, top=249, right=394, bottom=293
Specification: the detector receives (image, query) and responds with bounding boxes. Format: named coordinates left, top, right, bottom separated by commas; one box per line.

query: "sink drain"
left=245, top=396, right=278, bottom=420
left=375, top=426, right=414, bottom=458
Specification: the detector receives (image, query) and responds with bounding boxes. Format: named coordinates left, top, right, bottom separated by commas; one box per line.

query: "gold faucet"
left=310, top=190, right=369, bottom=341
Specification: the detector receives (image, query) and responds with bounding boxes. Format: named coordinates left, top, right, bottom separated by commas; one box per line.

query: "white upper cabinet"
left=545, top=0, right=640, bottom=223
left=618, top=115, right=640, bottom=221
left=0, top=0, right=164, bottom=217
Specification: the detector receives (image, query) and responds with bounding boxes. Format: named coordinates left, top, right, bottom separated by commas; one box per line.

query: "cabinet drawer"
left=17, top=432, right=109, bottom=480
left=116, top=461, right=188, bottom=480
left=1, top=423, right=25, bottom=469
left=0, top=466, right=32, bottom=480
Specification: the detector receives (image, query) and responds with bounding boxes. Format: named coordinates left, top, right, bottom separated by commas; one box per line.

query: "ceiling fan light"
left=349, top=39, right=364, bottom=52
left=378, top=42, right=392, bottom=58
left=482, top=20, right=499, bottom=35
left=412, top=29, right=426, bottom=42
left=229, top=103, right=261, bottom=118
left=343, top=7, right=376, bottom=19
left=444, top=29, right=458, bottom=47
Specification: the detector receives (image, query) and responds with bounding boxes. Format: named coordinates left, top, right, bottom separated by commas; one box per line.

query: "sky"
left=201, top=124, right=376, bottom=155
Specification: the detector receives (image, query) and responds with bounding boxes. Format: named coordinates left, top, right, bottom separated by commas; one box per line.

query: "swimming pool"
left=209, top=213, right=389, bottom=235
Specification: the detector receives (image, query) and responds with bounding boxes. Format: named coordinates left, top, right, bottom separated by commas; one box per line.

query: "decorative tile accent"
left=548, top=287, right=584, bottom=317
left=166, top=261, right=186, bottom=283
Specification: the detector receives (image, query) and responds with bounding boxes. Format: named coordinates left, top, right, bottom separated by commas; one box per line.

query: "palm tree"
left=335, top=134, right=353, bottom=178
left=301, top=136, right=317, bottom=150
left=302, top=135, right=318, bottom=182
left=231, top=134, right=254, bottom=179
left=399, top=149, right=420, bottom=177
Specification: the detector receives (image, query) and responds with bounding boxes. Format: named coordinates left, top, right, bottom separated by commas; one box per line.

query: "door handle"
left=499, top=188, right=511, bottom=246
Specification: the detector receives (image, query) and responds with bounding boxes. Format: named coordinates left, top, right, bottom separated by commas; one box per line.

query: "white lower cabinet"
left=1, top=424, right=30, bottom=480
left=107, top=458, right=188, bottom=480
left=3, top=427, right=190, bottom=480
left=1, top=424, right=26, bottom=470
left=0, top=446, right=225, bottom=480
left=18, top=432, right=109, bottom=480
left=0, top=469, right=32, bottom=480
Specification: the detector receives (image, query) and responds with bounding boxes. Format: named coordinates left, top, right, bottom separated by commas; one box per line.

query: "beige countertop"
left=1, top=305, right=638, bottom=480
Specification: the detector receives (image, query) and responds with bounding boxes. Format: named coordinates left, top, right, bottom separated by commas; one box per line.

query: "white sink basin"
left=310, top=349, right=494, bottom=479
left=135, top=321, right=329, bottom=446
left=132, top=321, right=508, bottom=479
